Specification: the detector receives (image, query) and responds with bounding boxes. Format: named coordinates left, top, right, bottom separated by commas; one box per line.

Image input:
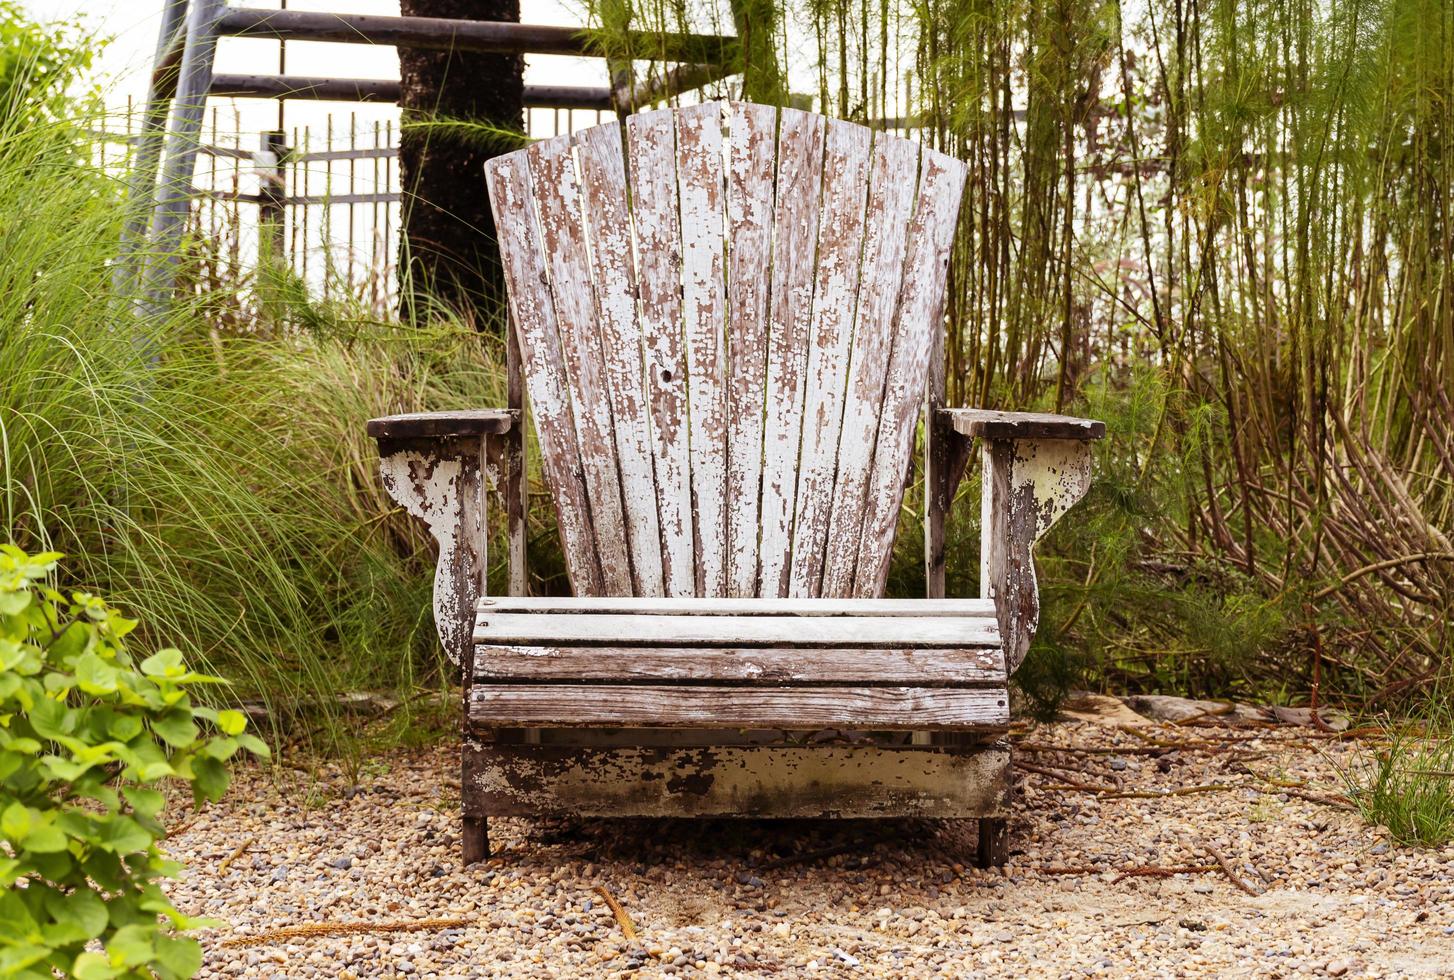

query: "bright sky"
left=24, top=0, right=610, bottom=138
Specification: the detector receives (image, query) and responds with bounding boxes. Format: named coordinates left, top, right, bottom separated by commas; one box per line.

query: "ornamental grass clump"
left=0, top=545, right=267, bottom=979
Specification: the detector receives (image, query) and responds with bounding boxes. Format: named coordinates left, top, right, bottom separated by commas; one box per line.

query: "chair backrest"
left=484, top=101, right=966, bottom=599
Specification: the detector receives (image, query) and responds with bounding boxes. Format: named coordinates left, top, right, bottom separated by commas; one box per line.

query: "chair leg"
left=462, top=814, right=490, bottom=865
left=975, top=817, right=1008, bottom=868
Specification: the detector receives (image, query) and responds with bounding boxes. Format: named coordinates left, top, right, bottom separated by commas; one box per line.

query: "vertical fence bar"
left=257, top=130, right=287, bottom=267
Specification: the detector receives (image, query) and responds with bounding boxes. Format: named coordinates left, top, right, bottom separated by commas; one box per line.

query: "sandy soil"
left=165, top=720, right=1454, bottom=978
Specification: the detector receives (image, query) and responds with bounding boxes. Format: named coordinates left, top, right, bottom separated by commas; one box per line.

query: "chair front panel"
left=485, top=101, right=966, bottom=599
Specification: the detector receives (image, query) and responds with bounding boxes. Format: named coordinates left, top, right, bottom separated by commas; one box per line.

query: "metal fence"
left=103, top=100, right=615, bottom=314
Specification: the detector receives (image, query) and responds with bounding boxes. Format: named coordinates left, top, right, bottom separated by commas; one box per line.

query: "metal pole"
left=141, top=0, right=226, bottom=314
left=114, top=0, right=189, bottom=298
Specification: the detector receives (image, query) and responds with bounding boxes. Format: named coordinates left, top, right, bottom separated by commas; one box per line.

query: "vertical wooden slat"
left=724, top=101, right=778, bottom=598
left=787, top=119, right=874, bottom=597
left=757, top=108, right=826, bottom=597
left=526, top=136, right=633, bottom=595
left=627, top=109, right=695, bottom=597
left=852, top=149, right=969, bottom=597
left=484, top=152, right=603, bottom=595
left=575, top=122, right=666, bottom=596
left=820, top=135, right=922, bottom=597
left=676, top=103, right=729, bottom=597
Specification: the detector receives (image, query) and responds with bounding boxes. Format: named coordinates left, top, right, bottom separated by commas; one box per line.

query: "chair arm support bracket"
left=370, top=412, right=518, bottom=664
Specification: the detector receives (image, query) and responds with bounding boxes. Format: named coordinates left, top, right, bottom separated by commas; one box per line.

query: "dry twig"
left=593, top=884, right=637, bottom=940
left=217, top=837, right=255, bottom=876
left=220, top=919, right=470, bottom=948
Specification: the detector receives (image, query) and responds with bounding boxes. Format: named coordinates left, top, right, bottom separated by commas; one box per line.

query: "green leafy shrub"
left=0, top=545, right=267, bottom=978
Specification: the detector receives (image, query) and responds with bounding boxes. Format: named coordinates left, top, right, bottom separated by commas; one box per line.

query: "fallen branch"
left=220, top=918, right=470, bottom=948
left=218, top=837, right=255, bottom=876
left=758, top=839, right=873, bottom=870
left=1100, top=783, right=1235, bottom=800
left=593, top=885, right=637, bottom=940
left=1190, top=838, right=1264, bottom=896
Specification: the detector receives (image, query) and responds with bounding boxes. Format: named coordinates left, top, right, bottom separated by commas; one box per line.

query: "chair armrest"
left=928, top=407, right=1103, bottom=674
left=366, top=409, right=515, bottom=441
left=939, top=407, right=1104, bottom=441
left=368, top=411, right=518, bottom=667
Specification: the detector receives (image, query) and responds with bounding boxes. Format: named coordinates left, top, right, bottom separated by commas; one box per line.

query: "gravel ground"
left=165, top=719, right=1454, bottom=978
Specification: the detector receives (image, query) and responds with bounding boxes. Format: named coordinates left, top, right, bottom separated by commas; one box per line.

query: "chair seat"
left=470, top=596, right=1008, bottom=730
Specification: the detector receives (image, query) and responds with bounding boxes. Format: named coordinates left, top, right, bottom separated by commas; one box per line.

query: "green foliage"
left=0, top=1, right=95, bottom=142
left=0, top=545, right=267, bottom=978
left=1345, top=691, right=1454, bottom=847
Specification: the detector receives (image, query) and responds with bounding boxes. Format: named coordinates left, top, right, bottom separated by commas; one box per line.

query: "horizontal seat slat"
left=474, top=645, right=1005, bottom=685
left=468, top=684, right=1009, bottom=729
left=477, top=596, right=995, bottom=617
left=473, top=613, right=999, bottom=647
left=466, top=742, right=1011, bottom=818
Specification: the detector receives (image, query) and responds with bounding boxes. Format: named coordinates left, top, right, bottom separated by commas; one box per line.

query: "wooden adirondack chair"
left=367, top=101, right=1104, bottom=867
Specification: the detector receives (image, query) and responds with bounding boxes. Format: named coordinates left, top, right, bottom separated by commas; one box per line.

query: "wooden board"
left=723, top=101, right=777, bottom=598
left=483, top=151, right=603, bottom=595
left=474, top=644, right=1005, bottom=684
left=853, top=149, right=969, bottom=597
left=820, top=136, right=921, bottom=596
left=676, top=102, right=729, bottom=597
left=574, top=122, right=666, bottom=596
left=526, top=135, right=632, bottom=595
left=476, top=596, right=994, bottom=616
left=757, top=108, right=826, bottom=596
left=628, top=109, right=695, bottom=596
left=468, top=684, right=1009, bottom=728
left=473, top=612, right=1000, bottom=646
left=944, top=408, right=1106, bottom=441
left=788, top=118, right=873, bottom=597
left=465, top=742, right=1011, bottom=818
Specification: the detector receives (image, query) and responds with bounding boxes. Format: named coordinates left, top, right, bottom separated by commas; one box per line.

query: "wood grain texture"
left=474, top=644, right=1005, bottom=684
left=476, top=596, right=994, bottom=616
left=526, top=135, right=632, bottom=594
left=724, top=101, right=778, bottom=598
left=853, top=149, right=969, bottom=597
left=366, top=410, right=514, bottom=439
left=628, top=109, right=695, bottom=596
left=465, top=742, right=1012, bottom=818
left=788, top=119, right=873, bottom=597
left=945, top=408, right=1106, bottom=441
left=574, top=121, right=665, bottom=596
left=757, top=108, right=826, bottom=597
left=484, top=151, right=603, bottom=595
left=469, top=684, right=1010, bottom=728
left=676, top=103, right=729, bottom=597
left=473, top=612, right=1000, bottom=646
left=821, top=135, right=922, bottom=597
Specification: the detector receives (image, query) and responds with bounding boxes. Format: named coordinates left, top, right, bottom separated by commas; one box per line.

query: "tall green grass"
left=1345, top=692, right=1454, bottom=847
left=0, top=96, right=515, bottom=755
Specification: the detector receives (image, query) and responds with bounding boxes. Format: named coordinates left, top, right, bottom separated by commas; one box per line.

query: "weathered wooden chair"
left=367, top=101, right=1103, bottom=867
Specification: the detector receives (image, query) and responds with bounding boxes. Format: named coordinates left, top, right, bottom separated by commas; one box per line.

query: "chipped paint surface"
left=981, top=437, right=1094, bottom=673
left=380, top=446, right=481, bottom=663
left=466, top=743, right=1011, bottom=818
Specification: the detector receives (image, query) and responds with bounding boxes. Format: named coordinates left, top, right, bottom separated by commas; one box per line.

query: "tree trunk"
left=397, top=0, right=524, bottom=328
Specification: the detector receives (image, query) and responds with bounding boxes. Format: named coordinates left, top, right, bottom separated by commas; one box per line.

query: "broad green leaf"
left=1, top=801, right=32, bottom=841
left=151, top=934, right=202, bottom=980
left=215, top=709, right=247, bottom=736
left=105, top=924, right=155, bottom=967
left=53, top=889, right=108, bottom=940
left=71, top=951, right=121, bottom=980
left=139, top=649, right=183, bottom=679
left=191, top=756, right=229, bottom=804
left=96, top=816, right=150, bottom=855
left=236, top=733, right=271, bottom=759
left=0, top=591, right=30, bottom=616
left=150, top=711, right=198, bottom=749
left=74, top=653, right=119, bottom=695
left=23, top=821, right=68, bottom=853
left=121, top=787, right=165, bottom=819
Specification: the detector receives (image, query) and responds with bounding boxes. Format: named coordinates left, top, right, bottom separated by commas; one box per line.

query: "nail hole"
left=661, top=369, right=673, bottom=383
